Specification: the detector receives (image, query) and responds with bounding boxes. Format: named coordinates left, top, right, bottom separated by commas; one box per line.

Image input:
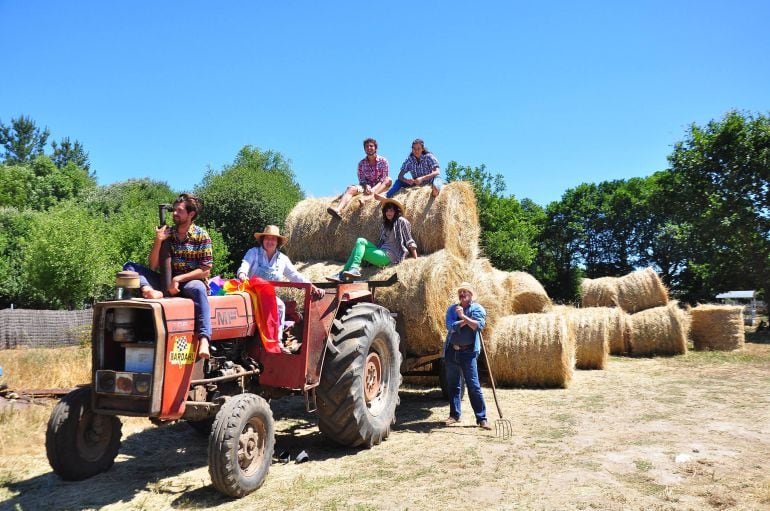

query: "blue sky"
left=2, top=1, right=768, bottom=206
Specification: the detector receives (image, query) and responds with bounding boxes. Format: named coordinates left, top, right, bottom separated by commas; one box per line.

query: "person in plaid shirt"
left=386, top=138, right=444, bottom=198
left=123, top=193, right=213, bottom=359
left=327, top=138, right=392, bottom=219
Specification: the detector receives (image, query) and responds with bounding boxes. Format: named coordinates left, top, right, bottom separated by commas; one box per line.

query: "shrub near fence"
left=0, top=309, right=92, bottom=349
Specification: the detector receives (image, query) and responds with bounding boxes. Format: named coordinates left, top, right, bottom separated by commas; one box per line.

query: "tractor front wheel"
left=208, top=394, right=275, bottom=498
left=46, top=386, right=122, bottom=481
left=317, top=302, right=402, bottom=448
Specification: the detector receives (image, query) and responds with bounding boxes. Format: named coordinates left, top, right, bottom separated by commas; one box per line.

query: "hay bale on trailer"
left=485, top=312, right=575, bottom=388
left=296, top=250, right=470, bottom=356
left=690, top=304, right=745, bottom=351
left=627, top=301, right=689, bottom=357
left=284, top=181, right=480, bottom=263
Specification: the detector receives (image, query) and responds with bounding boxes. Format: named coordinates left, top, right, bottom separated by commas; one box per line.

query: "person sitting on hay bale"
left=443, top=282, right=491, bottom=430
left=385, top=138, right=444, bottom=198
left=236, top=225, right=325, bottom=344
left=327, top=137, right=392, bottom=219
left=327, top=197, right=417, bottom=281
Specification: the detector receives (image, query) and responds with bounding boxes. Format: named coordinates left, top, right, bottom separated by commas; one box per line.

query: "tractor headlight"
left=133, top=373, right=151, bottom=395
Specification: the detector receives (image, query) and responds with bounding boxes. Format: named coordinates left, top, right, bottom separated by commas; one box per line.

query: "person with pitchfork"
left=327, top=138, right=392, bottom=219
left=443, top=282, right=492, bottom=430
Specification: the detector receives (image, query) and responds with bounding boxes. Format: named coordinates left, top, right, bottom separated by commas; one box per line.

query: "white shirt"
left=236, top=246, right=309, bottom=283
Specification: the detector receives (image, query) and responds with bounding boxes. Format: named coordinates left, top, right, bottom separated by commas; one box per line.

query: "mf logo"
left=216, top=309, right=238, bottom=325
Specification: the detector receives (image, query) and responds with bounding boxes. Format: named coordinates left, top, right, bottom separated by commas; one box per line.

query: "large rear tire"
left=46, top=386, right=122, bottom=481
left=208, top=394, right=275, bottom=498
left=317, top=302, right=402, bottom=448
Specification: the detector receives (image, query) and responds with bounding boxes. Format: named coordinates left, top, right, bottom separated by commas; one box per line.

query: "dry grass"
left=485, top=312, right=576, bottom=388
left=283, top=181, right=480, bottom=263
left=690, top=304, right=745, bottom=351
left=628, top=301, right=689, bottom=357
left=0, top=346, right=91, bottom=389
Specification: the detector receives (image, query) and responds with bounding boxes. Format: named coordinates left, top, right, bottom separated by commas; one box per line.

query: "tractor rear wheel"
left=317, top=302, right=402, bottom=448
left=46, top=386, right=122, bottom=480
left=208, top=394, right=275, bottom=498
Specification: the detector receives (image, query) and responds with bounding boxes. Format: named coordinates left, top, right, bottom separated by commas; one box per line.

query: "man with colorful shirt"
left=386, top=138, right=444, bottom=198
left=327, top=138, right=392, bottom=219
left=123, top=193, right=213, bottom=359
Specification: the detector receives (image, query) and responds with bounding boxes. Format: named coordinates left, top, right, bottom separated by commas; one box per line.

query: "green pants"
left=343, top=237, right=391, bottom=271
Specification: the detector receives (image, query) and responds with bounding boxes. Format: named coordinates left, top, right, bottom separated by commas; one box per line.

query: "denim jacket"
left=443, top=301, right=487, bottom=355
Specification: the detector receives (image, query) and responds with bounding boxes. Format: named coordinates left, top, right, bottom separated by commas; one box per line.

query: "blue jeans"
left=385, top=176, right=445, bottom=198
left=444, top=349, right=487, bottom=423
left=123, top=262, right=212, bottom=340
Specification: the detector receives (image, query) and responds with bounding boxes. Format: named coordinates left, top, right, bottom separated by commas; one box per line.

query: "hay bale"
left=690, top=304, right=745, bottom=351
left=628, top=301, right=689, bottom=357
left=580, top=277, right=619, bottom=308
left=283, top=181, right=480, bottom=263
left=564, top=308, right=610, bottom=370
left=296, top=250, right=470, bottom=356
left=605, top=307, right=630, bottom=355
left=510, top=271, right=551, bottom=313
left=485, top=313, right=575, bottom=388
left=617, top=268, right=668, bottom=313
left=468, top=258, right=505, bottom=331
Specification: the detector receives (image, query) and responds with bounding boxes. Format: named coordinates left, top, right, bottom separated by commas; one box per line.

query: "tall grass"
left=0, top=347, right=91, bottom=389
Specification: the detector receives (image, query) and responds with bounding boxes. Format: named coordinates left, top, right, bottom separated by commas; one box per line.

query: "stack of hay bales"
left=284, top=181, right=561, bottom=386
left=581, top=268, right=687, bottom=357
left=689, top=304, right=745, bottom=351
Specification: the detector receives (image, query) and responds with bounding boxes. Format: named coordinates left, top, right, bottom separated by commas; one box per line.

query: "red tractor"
left=45, top=274, right=401, bottom=497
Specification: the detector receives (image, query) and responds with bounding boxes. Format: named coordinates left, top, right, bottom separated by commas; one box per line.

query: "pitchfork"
left=479, top=333, right=512, bottom=439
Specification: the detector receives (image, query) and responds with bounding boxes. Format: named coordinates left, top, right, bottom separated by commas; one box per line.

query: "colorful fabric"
left=357, top=155, right=389, bottom=188
left=169, top=223, right=213, bottom=276
left=223, top=276, right=281, bottom=353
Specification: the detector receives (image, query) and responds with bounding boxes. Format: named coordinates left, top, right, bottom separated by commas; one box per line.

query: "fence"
left=0, top=308, right=92, bottom=349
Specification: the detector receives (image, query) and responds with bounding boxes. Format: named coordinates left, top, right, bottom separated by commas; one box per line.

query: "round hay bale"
left=468, top=258, right=505, bottom=331
left=564, top=308, right=610, bottom=370
left=690, top=304, right=745, bottom=351
left=490, top=268, right=517, bottom=315
left=617, top=268, right=668, bottom=313
left=509, top=271, right=551, bottom=313
left=485, top=313, right=576, bottom=388
left=605, top=307, right=630, bottom=355
left=628, top=301, right=688, bottom=357
left=283, top=181, right=480, bottom=263
left=296, top=250, right=470, bottom=356
left=580, top=277, right=619, bottom=308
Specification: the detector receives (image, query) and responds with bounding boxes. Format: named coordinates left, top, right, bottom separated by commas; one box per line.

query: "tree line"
left=1, top=110, right=767, bottom=309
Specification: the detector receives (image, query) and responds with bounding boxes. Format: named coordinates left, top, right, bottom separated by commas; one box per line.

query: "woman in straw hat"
left=237, top=225, right=324, bottom=335
left=443, top=282, right=491, bottom=430
left=327, top=196, right=418, bottom=282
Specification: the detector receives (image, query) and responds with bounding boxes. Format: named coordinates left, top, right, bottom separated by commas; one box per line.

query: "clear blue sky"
left=2, top=1, right=768, bottom=206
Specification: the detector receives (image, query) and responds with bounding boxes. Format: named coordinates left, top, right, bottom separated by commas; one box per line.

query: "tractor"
left=45, top=272, right=401, bottom=498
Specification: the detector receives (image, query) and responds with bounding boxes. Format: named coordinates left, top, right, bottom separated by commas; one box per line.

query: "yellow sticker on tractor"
left=169, top=335, right=195, bottom=365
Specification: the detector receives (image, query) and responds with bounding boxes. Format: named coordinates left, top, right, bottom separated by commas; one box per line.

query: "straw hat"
left=254, top=225, right=288, bottom=245
left=455, top=281, right=476, bottom=298
left=380, top=197, right=406, bottom=216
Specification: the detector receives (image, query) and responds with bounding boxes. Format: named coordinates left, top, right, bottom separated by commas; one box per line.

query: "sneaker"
left=445, top=417, right=460, bottom=426
left=326, top=272, right=343, bottom=283
left=342, top=267, right=361, bottom=280
left=479, top=420, right=492, bottom=430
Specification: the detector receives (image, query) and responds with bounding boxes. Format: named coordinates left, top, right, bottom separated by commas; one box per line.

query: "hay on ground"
left=690, top=304, right=745, bottom=351
left=617, top=267, right=668, bottom=313
left=283, top=181, right=480, bottom=263
left=605, top=307, right=630, bottom=355
left=628, top=301, right=689, bottom=357
left=562, top=308, right=610, bottom=370
left=296, top=250, right=470, bottom=356
left=580, top=277, right=619, bottom=308
left=485, top=313, right=575, bottom=388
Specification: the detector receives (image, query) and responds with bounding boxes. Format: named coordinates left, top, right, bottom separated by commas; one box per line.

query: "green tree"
left=0, top=115, right=50, bottom=163
left=22, top=202, right=115, bottom=308
left=445, top=161, right=542, bottom=271
left=0, top=207, right=49, bottom=308
left=52, top=137, right=91, bottom=172
left=196, top=145, right=304, bottom=272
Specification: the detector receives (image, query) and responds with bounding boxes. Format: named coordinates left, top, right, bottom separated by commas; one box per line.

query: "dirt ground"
left=1, top=343, right=769, bottom=511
